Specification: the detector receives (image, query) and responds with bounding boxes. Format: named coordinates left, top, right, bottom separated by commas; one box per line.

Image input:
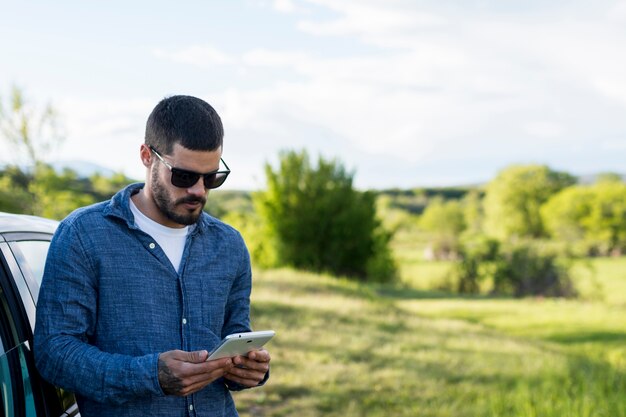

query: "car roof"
left=0, top=212, right=59, bottom=235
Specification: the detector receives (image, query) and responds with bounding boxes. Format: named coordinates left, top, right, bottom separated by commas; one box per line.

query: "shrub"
left=453, top=237, right=576, bottom=298
left=254, top=150, right=397, bottom=283
left=492, top=242, right=576, bottom=297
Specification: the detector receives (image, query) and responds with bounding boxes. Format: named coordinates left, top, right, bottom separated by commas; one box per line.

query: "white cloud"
left=152, top=45, right=233, bottom=67
left=524, top=121, right=565, bottom=140
left=297, top=0, right=446, bottom=38
left=54, top=97, right=154, bottom=179
left=272, top=0, right=299, bottom=14
left=21, top=0, right=624, bottom=189
left=152, top=0, right=626, bottom=173
left=608, top=0, right=626, bottom=21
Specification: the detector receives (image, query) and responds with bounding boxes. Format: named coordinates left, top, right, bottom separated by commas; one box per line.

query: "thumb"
left=185, top=350, right=209, bottom=363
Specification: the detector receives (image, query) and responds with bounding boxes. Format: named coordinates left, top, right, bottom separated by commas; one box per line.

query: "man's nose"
left=187, top=177, right=207, bottom=196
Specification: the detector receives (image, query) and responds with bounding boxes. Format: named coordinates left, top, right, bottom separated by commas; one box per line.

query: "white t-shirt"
left=129, top=199, right=189, bottom=273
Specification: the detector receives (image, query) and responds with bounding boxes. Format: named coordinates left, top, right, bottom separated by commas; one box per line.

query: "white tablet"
left=207, top=330, right=275, bottom=361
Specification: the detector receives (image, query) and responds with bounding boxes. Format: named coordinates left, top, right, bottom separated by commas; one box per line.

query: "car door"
left=0, top=232, right=79, bottom=417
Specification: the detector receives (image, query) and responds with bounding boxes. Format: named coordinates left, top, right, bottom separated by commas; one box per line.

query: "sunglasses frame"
left=149, top=145, right=230, bottom=189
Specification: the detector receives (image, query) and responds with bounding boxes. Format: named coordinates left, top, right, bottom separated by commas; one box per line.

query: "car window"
left=0, top=344, right=37, bottom=417
left=0, top=287, right=37, bottom=416
left=11, top=241, right=50, bottom=289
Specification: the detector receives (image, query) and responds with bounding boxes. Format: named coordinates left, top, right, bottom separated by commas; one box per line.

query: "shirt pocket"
left=200, top=275, right=232, bottom=332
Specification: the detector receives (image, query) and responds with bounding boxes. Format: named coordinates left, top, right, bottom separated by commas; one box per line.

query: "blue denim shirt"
left=34, top=183, right=260, bottom=417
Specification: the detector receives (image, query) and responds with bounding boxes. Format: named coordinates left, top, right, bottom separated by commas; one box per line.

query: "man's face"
left=150, top=143, right=222, bottom=227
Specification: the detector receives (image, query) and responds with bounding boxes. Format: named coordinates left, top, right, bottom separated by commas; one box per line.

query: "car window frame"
left=3, top=232, right=54, bottom=307
left=0, top=231, right=77, bottom=417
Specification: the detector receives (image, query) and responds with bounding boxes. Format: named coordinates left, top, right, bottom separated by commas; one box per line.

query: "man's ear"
left=139, top=144, right=152, bottom=168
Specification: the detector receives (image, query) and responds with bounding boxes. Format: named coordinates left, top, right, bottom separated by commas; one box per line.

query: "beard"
left=151, top=168, right=207, bottom=226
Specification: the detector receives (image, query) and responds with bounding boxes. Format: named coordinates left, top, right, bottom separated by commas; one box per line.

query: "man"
left=34, top=95, right=270, bottom=417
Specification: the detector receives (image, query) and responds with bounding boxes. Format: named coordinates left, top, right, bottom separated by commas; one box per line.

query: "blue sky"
left=1, top=0, right=625, bottom=190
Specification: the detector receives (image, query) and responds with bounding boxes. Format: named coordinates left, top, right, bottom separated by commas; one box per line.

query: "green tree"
left=542, top=181, right=626, bottom=256
left=28, top=165, right=96, bottom=219
left=419, top=197, right=466, bottom=259
left=0, top=85, right=63, bottom=167
left=584, top=182, right=626, bottom=255
left=254, top=150, right=396, bottom=282
left=483, top=165, right=575, bottom=240
left=461, top=189, right=484, bottom=235
left=541, top=186, right=592, bottom=243
left=0, top=165, right=34, bottom=213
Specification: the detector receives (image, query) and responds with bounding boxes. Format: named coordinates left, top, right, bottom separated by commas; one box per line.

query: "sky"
left=1, top=0, right=625, bottom=190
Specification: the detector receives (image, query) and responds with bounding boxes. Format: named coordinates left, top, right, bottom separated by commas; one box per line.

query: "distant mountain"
left=50, top=160, right=117, bottom=178
left=577, top=173, right=626, bottom=184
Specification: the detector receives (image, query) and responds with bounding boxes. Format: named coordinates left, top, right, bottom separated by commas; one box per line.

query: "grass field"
left=232, top=257, right=626, bottom=416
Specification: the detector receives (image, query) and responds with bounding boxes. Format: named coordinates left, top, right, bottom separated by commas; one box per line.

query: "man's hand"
left=224, top=349, right=271, bottom=387
left=158, top=350, right=234, bottom=396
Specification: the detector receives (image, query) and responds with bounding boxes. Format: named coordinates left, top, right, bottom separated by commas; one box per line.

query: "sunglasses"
left=149, top=146, right=230, bottom=189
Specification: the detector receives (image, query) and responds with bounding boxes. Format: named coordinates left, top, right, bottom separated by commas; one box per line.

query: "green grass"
left=232, top=258, right=626, bottom=417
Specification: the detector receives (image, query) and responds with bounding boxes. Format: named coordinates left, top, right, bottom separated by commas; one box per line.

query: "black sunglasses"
left=149, top=146, right=230, bottom=189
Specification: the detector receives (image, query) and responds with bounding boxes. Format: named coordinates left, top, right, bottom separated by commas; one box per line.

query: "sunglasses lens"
left=171, top=169, right=201, bottom=188
left=203, top=172, right=228, bottom=189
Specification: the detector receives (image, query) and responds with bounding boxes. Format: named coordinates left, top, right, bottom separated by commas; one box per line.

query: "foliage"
left=0, top=164, right=133, bottom=219
left=461, top=189, right=484, bottom=235
left=205, top=190, right=254, bottom=219
left=452, top=238, right=576, bottom=297
left=542, top=180, right=626, bottom=256
left=453, top=236, right=500, bottom=294
left=483, top=165, right=576, bottom=240
left=0, top=166, right=33, bottom=213
left=375, top=186, right=478, bottom=215
left=491, top=241, right=576, bottom=297
left=222, top=210, right=279, bottom=269
left=253, top=150, right=396, bottom=282
left=419, top=197, right=466, bottom=260
left=28, top=164, right=97, bottom=219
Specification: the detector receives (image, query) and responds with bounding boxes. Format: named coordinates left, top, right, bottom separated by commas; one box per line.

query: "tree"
left=28, top=165, right=96, bottom=219
left=0, top=85, right=64, bottom=168
left=584, top=182, right=626, bottom=255
left=541, top=186, right=592, bottom=243
left=0, top=168, right=33, bottom=214
left=542, top=181, right=626, bottom=256
left=254, top=150, right=396, bottom=282
left=483, top=164, right=575, bottom=240
left=419, top=197, right=466, bottom=259
left=461, top=189, right=484, bottom=235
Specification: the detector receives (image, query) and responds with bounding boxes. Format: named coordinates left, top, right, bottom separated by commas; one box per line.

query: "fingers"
left=185, top=349, right=209, bottom=363
left=225, top=349, right=271, bottom=387
left=158, top=350, right=234, bottom=396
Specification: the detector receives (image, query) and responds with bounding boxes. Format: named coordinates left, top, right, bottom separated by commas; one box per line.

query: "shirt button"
left=149, top=243, right=156, bottom=249
left=189, top=404, right=194, bottom=411
left=182, top=318, right=187, bottom=325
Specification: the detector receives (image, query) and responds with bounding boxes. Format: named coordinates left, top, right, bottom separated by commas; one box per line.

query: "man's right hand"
left=158, top=350, right=234, bottom=396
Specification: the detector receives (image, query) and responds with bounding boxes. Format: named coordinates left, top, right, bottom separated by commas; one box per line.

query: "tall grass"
left=233, top=261, right=626, bottom=417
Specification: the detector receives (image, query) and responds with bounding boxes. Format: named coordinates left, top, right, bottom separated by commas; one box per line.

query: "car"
left=0, top=211, right=79, bottom=416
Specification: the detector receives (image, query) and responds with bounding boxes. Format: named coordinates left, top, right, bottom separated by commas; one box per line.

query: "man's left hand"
left=224, top=349, right=271, bottom=387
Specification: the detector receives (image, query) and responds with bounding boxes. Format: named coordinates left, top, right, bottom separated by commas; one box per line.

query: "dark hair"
left=145, top=95, right=224, bottom=154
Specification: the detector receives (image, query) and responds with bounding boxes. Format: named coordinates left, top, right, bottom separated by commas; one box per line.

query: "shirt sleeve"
left=33, top=221, right=164, bottom=404
left=221, top=233, right=253, bottom=337
left=220, top=233, right=270, bottom=391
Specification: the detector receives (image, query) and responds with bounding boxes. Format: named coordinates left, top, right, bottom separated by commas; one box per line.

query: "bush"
left=453, top=236, right=500, bottom=294
left=492, top=242, right=576, bottom=298
left=453, top=237, right=576, bottom=298
left=254, top=150, right=397, bottom=283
